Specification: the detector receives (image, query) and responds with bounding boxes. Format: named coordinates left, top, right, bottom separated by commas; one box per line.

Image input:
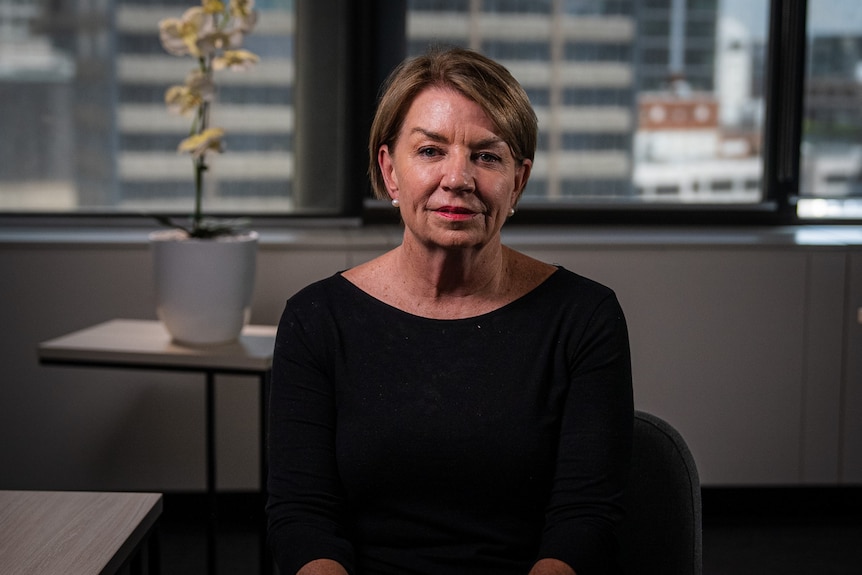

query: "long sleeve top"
left=266, top=267, right=633, bottom=575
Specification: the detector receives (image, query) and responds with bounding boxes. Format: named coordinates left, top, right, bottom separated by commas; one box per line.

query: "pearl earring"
left=391, top=198, right=400, bottom=208
left=508, top=207, right=515, bottom=217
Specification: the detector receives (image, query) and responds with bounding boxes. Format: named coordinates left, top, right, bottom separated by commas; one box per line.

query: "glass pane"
left=406, top=0, right=770, bottom=206
left=797, top=0, right=862, bottom=219
left=0, top=0, right=295, bottom=215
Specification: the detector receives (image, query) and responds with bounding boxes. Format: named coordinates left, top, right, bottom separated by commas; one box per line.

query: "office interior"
left=2, top=1, right=862, bottom=574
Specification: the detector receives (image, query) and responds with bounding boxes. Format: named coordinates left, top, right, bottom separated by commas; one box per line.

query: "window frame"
left=2, top=0, right=860, bottom=228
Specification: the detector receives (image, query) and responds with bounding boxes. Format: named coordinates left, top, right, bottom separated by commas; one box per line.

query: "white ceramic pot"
left=150, top=229, right=258, bottom=346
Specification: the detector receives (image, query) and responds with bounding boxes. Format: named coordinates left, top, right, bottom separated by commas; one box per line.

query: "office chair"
left=616, top=410, right=703, bottom=575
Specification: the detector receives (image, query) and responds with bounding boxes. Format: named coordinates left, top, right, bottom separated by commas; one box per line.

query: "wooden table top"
left=0, top=490, right=162, bottom=575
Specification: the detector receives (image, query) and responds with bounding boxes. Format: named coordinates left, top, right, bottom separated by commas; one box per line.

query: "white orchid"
left=213, top=49, right=260, bottom=71
left=178, top=128, right=225, bottom=158
left=158, top=0, right=260, bottom=238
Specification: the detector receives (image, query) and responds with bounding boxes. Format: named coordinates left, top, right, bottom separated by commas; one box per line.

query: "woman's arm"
left=267, top=298, right=355, bottom=574
left=538, top=291, right=633, bottom=573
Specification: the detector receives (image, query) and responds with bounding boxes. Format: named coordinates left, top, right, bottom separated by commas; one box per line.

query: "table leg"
left=206, top=371, right=217, bottom=575
left=260, top=370, right=272, bottom=575
left=149, top=525, right=162, bottom=575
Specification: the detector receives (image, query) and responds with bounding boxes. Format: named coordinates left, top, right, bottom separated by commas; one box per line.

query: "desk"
left=37, top=319, right=276, bottom=575
left=0, top=490, right=162, bottom=575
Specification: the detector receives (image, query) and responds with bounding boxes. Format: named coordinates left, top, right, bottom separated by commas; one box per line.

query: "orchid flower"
left=213, top=49, right=260, bottom=71
left=157, top=0, right=259, bottom=237
left=178, top=128, right=225, bottom=158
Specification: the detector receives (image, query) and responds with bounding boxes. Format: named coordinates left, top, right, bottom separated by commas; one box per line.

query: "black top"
left=267, top=267, right=633, bottom=575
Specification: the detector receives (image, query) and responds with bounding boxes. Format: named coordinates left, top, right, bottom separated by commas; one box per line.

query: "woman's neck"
left=396, top=238, right=508, bottom=302
left=342, top=234, right=555, bottom=320
left=366, top=236, right=521, bottom=320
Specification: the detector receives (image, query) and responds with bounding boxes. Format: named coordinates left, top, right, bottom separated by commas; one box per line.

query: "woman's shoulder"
left=517, top=261, right=621, bottom=321
left=503, top=248, right=557, bottom=295
left=285, top=272, right=355, bottom=312
left=545, top=265, right=615, bottom=295
left=505, top=249, right=613, bottom=298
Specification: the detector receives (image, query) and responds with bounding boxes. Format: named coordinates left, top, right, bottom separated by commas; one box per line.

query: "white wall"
left=1, top=225, right=860, bottom=492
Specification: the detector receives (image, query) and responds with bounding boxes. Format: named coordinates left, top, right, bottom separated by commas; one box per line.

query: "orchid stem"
left=191, top=55, right=210, bottom=236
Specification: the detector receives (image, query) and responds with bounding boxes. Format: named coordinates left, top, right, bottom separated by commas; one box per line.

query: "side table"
left=37, top=319, right=276, bottom=575
left=0, top=490, right=162, bottom=575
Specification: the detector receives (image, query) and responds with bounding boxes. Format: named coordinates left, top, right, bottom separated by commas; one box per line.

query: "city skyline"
left=0, top=0, right=859, bottom=213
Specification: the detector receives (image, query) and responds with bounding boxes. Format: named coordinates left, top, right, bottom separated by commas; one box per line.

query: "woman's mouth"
left=435, top=206, right=478, bottom=221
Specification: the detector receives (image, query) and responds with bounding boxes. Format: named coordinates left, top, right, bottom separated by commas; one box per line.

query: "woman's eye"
left=418, top=147, right=439, bottom=158
left=477, top=152, right=501, bottom=163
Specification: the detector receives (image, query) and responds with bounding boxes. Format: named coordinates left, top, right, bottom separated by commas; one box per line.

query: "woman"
left=267, top=47, right=633, bottom=575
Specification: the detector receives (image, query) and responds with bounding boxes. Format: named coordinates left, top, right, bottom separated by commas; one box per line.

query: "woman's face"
left=378, top=86, right=531, bottom=253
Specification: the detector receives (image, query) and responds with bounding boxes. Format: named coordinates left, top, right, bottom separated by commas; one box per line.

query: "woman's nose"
left=441, top=154, right=475, bottom=193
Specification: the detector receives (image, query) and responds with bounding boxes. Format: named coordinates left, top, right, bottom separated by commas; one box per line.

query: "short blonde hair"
left=368, top=47, right=538, bottom=200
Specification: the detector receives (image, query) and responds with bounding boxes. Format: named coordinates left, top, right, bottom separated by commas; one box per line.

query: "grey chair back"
left=617, top=410, right=703, bottom=575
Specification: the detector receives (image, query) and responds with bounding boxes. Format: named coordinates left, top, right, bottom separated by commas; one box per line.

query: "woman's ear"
left=378, top=144, right=399, bottom=200
left=512, top=158, right=532, bottom=206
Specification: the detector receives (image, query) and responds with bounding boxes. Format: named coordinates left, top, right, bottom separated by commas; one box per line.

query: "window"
left=1, top=0, right=861, bottom=222
left=0, top=0, right=296, bottom=215
left=483, top=41, right=551, bottom=61
left=565, top=42, right=633, bottom=62
left=407, top=0, right=765, bottom=209
left=797, top=0, right=862, bottom=218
